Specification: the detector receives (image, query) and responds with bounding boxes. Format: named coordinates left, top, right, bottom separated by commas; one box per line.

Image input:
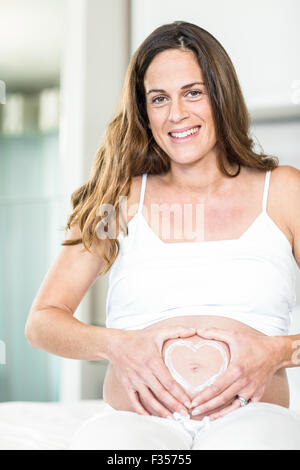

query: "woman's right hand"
left=107, top=326, right=196, bottom=418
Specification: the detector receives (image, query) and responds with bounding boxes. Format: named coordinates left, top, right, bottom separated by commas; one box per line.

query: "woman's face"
left=144, top=48, right=218, bottom=167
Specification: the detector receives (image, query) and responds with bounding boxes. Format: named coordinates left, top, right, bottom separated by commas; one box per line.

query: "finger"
left=249, top=386, right=265, bottom=403
left=191, top=377, right=248, bottom=417
left=234, top=381, right=265, bottom=405
left=209, top=398, right=241, bottom=421
left=196, top=327, right=233, bottom=344
left=127, top=388, right=151, bottom=416
left=152, top=358, right=193, bottom=409
left=191, top=365, right=243, bottom=408
left=143, top=368, right=192, bottom=415
left=210, top=385, right=261, bottom=421
left=137, top=384, right=175, bottom=419
left=155, top=326, right=196, bottom=351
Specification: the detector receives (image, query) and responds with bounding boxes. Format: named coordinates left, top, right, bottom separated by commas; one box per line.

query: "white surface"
left=1, top=391, right=300, bottom=450
left=0, top=400, right=106, bottom=450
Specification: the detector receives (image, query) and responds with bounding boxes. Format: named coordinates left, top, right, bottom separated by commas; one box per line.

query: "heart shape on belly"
left=164, top=339, right=228, bottom=394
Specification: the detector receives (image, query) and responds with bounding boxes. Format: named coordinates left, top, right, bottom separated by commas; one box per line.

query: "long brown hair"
left=61, top=21, right=278, bottom=275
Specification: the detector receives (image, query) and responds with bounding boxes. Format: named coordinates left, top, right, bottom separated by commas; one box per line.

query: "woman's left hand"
left=190, top=328, right=284, bottom=420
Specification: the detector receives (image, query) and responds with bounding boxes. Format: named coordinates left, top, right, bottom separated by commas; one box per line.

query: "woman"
left=25, top=21, right=300, bottom=450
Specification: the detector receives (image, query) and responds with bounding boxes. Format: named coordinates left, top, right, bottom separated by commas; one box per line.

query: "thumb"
left=164, top=325, right=196, bottom=339
left=156, top=326, right=196, bottom=346
left=196, top=327, right=232, bottom=343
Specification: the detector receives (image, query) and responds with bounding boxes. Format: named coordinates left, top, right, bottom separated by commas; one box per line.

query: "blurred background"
left=0, top=0, right=299, bottom=404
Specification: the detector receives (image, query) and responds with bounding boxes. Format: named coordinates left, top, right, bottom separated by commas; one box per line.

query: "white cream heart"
left=164, top=339, right=228, bottom=394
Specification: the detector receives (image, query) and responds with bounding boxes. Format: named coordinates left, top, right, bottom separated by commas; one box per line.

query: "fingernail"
left=179, top=409, right=189, bottom=418
left=191, top=400, right=198, bottom=407
left=184, top=401, right=192, bottom=409
left=191, top=409, right=202, bottom=416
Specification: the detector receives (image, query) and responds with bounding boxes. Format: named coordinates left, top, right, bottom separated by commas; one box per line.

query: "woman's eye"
left=151, top=90, right=203, bottom=105
left=152, top=96, right=167, bottom=104
left=187, top=90, right=202, bottom=97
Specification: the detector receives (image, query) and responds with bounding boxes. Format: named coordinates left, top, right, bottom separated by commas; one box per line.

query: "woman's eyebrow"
left=146, top=81, right=204, bottom=95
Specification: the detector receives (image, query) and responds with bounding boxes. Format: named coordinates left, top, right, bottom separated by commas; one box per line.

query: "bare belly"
left=103, top=315, right=289, bottom=420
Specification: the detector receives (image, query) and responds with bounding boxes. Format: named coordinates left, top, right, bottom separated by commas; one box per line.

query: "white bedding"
left=0, top=400, right=106, bottom=450
left=1, top=391, right=300, bottom=450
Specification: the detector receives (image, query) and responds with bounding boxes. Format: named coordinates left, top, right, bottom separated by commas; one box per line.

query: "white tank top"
left=105, top=170, right=297, bottom=336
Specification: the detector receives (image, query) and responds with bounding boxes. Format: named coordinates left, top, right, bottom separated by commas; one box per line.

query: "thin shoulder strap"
left=262, top=170, right=271, bottom=212
left=137, top=173, right=147, bottom=214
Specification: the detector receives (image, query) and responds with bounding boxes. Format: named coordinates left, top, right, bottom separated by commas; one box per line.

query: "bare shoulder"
left=271, top=164, right=300, bottom=182
left=271, top=165, right=300, bottom=264
left=270, top=165, right=300, bottom=207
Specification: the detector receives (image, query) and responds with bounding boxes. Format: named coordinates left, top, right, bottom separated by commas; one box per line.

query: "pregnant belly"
left=103, top=315, right=289, bottom=418
left=162, top=334, right=229, bottom=401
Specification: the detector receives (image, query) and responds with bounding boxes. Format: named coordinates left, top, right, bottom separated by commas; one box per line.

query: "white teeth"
left=170, top=126, right=200, bottom=138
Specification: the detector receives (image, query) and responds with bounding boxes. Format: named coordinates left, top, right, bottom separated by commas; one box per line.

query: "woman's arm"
left=26, top=306, right=114, bottom=361
left=25, top=223, right=108, bottom=356
left=25, top=223, right=194, bottom=418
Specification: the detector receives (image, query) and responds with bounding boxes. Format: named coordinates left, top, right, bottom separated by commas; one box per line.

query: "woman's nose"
left=168, top=98, right=189, bottom=122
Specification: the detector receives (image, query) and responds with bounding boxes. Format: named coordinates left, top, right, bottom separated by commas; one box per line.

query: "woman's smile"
left=168, top=125, right=201, bottom=143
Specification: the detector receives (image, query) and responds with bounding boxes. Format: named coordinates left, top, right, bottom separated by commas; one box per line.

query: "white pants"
left=68, top=402, right=300, bottom=450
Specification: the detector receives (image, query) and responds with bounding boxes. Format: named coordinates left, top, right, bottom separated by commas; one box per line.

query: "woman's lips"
left=168, top=126, right=201, bottom=143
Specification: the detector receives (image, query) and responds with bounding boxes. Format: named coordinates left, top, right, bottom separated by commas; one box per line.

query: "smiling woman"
left=144, top=49, right=216, bottom=164
left=26, top=20, right=300, bottom=450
